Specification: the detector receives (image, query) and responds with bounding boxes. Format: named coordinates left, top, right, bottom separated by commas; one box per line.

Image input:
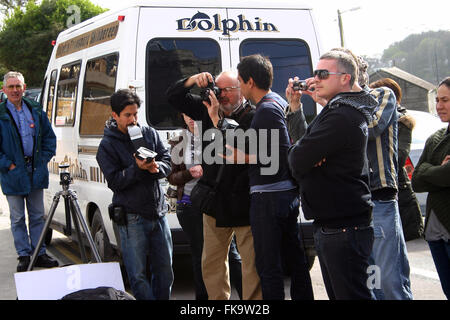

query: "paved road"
left=0, top=194, right=446, bottom=300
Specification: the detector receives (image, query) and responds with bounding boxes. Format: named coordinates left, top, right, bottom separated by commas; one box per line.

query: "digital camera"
left=292, top=80, right=309, bottom=91
left=200, top=79, right=222, bottom=103
left=135, top=146, right=157, bottom=163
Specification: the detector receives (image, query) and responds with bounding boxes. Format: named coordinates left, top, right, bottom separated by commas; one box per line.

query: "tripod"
left=27, top=165, right=102, bottom=271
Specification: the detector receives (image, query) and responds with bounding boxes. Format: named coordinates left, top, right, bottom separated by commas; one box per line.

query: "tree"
left=0, top=0, right=29, bottom=15
left=0, top=0, right=106, bottom=86
left=381, top=31, right=450, bottom=85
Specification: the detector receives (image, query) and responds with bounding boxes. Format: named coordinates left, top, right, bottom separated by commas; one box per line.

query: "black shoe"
left=17, top=256, right=30, bottom=272
left=35, top=254, right=59, bottom=269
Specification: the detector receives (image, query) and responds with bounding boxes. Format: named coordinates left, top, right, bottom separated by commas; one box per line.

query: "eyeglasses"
left=313, top=69, right=347, bottom=80
left=220, top=86, right=240, bottom=93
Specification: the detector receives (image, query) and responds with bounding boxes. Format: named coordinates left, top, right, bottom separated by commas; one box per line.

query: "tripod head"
left=59, top=164, right=72, bottom=188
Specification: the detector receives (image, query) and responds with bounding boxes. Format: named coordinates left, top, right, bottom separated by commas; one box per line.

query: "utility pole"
left=337, top=7, right=361, bottom=48
left=338, top=10, right=344, bottom=47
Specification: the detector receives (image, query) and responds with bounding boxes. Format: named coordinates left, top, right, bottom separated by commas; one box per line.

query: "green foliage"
left=381, top=30, right=450, bottom=85
left=0, top=0, right=29, bottom=15
left=0, top=0, right=106, bottom=86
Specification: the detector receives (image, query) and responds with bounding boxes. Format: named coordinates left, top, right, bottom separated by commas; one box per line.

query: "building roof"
left=371, top=67, right=436, bottom=91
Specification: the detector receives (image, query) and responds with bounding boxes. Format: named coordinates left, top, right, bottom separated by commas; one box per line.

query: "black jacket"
left=166, top=78, right=255, bottom=227
left=96, top=119, right=171, bottom=220
left=288, top=91, right=378, bottom=228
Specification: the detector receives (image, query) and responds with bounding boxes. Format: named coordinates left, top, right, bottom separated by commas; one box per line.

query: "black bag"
left=61, top=286, right=135, bottom=300
left=398, top=181, right=424, bottom=241
left=190, top=165, right=225, bottom=214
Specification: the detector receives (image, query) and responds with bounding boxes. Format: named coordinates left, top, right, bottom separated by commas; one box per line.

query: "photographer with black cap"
left=166, top=71, right=262, bottom=300
left=96, top=89, right=173, bottom=300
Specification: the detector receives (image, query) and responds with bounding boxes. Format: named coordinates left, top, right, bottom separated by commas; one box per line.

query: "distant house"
left=369, top=67, right=437, bottom=114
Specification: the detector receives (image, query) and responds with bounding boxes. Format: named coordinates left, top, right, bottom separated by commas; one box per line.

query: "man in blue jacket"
left=0, top=71, right=58, bottom=272
left=96, top=89, right=173, bottom=300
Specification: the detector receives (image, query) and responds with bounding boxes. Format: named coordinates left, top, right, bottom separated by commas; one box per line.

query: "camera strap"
left=214, top=165, right=225, bottom=188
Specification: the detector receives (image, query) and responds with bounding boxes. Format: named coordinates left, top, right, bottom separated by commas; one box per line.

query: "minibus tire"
left=91, top=209, right=114, bottom=262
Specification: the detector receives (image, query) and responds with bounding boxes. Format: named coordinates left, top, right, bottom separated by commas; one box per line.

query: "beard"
left=220, top=99, right=241, bottom=115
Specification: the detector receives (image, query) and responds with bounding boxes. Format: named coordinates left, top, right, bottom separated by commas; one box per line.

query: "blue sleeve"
left=368, top=87, right=397, bottom=139
left=39, top=110, right=56, bottom=163
left=96, top=141, right=147, bottom=192
left=148, top=128, right=172, bottom=179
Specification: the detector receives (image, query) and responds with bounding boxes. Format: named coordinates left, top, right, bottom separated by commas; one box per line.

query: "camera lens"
left=293, top=80, right=308, bottom=91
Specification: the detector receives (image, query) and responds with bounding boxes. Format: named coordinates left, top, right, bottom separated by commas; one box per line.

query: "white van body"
left=40, top=0, right=322, bottom=260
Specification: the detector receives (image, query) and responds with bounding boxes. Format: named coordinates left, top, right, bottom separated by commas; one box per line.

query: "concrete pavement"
left=0, top=195, right=19, bottom=300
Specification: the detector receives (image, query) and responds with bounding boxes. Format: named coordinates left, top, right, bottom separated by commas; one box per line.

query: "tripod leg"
left=63, top=197, right=72, bottom=236
left=28, top=193, right=61, bottom=271
left=69, top=201, right=88, bottom=263
left=68, top=191, right=102, bottom=263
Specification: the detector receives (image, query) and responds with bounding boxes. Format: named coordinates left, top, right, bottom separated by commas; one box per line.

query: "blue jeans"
left=250, top=190, right=313, bottom=300
left=118, top=214, right=174, bottom=300
left=314, top=223, right=374, bottom=300
left=369, top=199, right=413, bottom=300
left=7, top=189, right=46, bottom=257
left=428, top=240, right=450, bottom=299
left=176, top=202, right=243, bottom=299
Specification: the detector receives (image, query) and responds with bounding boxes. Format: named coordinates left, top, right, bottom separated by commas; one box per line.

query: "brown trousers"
left=201, top=214, right=262, bottom=300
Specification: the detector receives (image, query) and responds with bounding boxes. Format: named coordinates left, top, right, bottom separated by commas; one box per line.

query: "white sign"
left=14, top=262, right=125, bottom=300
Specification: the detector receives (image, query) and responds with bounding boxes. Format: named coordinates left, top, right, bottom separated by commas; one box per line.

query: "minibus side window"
left=80, top=53, right=118, bottom=136
left=146, top=38, right=221, bottom=129
left=55, top=62, right=81, bottom=126
left=46, top=70, right=57, bottom=122
left=240, top=39, right=316, bottom=123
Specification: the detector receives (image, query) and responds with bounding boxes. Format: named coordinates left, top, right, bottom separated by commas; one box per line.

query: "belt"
left=321, top=224, right=371, bottom=233
left=24, top=156, right=32, bottom=164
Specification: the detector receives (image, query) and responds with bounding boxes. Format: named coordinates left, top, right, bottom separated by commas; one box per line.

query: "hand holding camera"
left=135, top=147, right=159, bottom=173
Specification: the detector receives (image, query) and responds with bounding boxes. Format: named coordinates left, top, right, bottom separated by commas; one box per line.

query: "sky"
left=89, top=0, right=449, bottom=58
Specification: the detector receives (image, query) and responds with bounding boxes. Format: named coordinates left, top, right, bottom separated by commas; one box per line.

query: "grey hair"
left=3, top=71, right=25, bottom=85
left=330, top=48, right=369, bottom=87
left=320, top=51, right=357, bottom=87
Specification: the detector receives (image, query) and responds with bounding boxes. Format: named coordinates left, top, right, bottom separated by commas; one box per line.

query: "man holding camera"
left=0, top=71, right=58, bottom=272
left=288, top=51, right=378, bottom=299
left=96, top=89, right=173, bottom=300
left=166, top=71, right=262, bottom=300
left=221, top=54, right=313, bottom=300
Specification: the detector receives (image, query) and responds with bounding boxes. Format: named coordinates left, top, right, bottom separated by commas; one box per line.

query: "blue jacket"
left=249, top=92, right=292, bottom=186
left=0, top=97, right=56, bottom=195
left=96, top=119, right=171, bottom=220
left=367, top=87, right=399, bottom=193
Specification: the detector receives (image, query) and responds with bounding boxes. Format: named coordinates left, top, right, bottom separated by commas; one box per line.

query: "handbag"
left=190, top=165, right=225, bottom=214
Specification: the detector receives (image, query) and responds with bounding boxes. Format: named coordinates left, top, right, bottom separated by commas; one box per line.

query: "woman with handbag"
left=167, top=113, right=242, bottom=300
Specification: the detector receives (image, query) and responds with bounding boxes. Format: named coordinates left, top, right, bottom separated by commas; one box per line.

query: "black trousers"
left=313, top=223, right=374, bottom=300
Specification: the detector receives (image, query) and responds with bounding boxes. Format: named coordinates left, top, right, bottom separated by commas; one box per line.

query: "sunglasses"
left=313, top=69, right=347, bottom=80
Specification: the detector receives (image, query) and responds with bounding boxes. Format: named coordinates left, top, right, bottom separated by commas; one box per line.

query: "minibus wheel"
left=91, top=209, right=114, bottom=262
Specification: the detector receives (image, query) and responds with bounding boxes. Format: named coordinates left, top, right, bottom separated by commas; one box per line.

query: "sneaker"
left=35, top=254, right=59, bottom=268
left=17, top=256, right=30, bottom=272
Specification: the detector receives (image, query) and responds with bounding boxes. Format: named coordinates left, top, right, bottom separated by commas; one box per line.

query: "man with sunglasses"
left=166, top=71, right=261, bottom=300
left=288, top=51, right=378, bottom=299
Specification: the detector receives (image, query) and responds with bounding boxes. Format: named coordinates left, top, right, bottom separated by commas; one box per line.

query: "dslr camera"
left=200, top=79, right=222, bottom=103
left=292, top=80, right=309, bottom=91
